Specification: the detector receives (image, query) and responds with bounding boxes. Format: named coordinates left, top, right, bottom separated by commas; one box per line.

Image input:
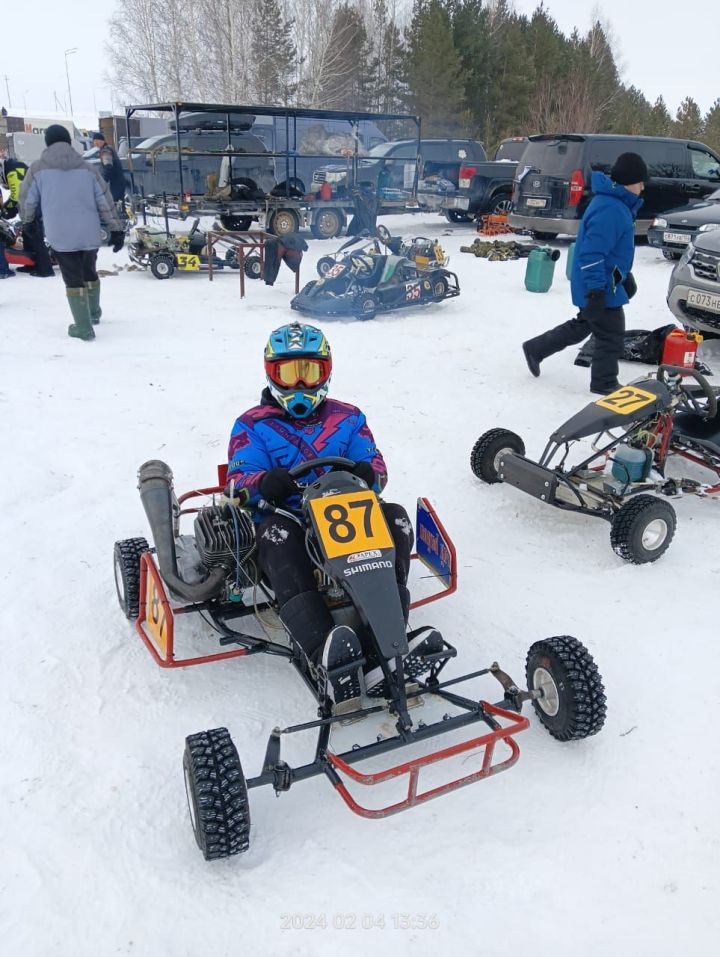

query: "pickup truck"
left=444, top=137, right=527, bottom=223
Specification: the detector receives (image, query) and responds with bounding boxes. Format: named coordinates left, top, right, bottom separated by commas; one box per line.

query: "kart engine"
left=194, top=504, right=256, bottom=573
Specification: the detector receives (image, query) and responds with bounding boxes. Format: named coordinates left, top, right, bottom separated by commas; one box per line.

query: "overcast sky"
left=1, top=0, right=715, bottom=126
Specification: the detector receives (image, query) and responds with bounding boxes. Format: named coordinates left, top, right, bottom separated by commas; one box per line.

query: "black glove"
left=110, top=230, right=125, bottom=253
left=352, top=461, right=376, bottom=488
left=259, top=467, right=298, bottom=504
left=584, top=289, right=607, bottom=323
left=623, top=271, right=637, bottom=300
left=1, top=201, right=18, bottom=219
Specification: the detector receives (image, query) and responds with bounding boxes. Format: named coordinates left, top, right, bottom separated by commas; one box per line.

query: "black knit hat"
left=44, top=124, right=72, bottom=147
left=92, top=131, right=106, bottom=142
left=610, top=152, right=649, bottom=186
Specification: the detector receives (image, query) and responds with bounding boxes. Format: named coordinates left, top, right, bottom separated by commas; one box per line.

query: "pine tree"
left=647, top=96, right=672, bottom=136
left=673, top=97, right=704, bottom=140
left=318, top=2, right=371, bottom=111
left=404, top=0, right=468, bottom=136
left=609, top=86, right=653, bottom=135
left=250, top=0, right=297, bottom=105
left=704, top=98, right=720, bottom=153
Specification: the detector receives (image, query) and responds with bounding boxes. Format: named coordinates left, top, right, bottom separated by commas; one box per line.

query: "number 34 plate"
left=309, top=490, right=393, bottom=558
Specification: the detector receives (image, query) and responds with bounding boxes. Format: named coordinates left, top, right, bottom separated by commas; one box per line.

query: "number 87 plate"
left=309, top=490, right=394, bottom=558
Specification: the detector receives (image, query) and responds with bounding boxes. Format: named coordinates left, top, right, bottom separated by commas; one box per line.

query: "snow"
left=1, top=216, right=718, bottom=955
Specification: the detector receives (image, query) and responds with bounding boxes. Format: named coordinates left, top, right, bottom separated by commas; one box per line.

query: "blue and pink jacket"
left=228, top=390, right=388, bottom=511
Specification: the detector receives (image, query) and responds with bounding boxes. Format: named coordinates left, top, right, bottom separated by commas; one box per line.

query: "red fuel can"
left=661, top=329, right=703, bottom=369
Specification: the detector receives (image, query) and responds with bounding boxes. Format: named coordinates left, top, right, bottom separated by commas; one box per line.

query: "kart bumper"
left=498, top=452, right=558, bottom=503
left=290, top=292, right=359, bottom=318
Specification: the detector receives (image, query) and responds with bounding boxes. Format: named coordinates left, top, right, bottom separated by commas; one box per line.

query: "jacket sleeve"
left=19, top=168, right=39, bottom=223
left=575, top=207, right=622, bottom=299
left=6, top=169, right=23, bottom=203
left=91, top=168, right=122, bottom=231
left=227, top=418, right=273, bottom=507
left=345, top=412, right=388, bottom=492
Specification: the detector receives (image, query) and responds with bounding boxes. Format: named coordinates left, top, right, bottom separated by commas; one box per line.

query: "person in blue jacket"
left=522, top=152, right=647, bottom=394
left=227, top=321, right=442, bottom=710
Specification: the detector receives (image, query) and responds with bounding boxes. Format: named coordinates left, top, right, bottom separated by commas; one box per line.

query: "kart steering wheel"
left=659, top=364, right=718, bottom=419
left=289, top=456, right=356, bottom=480
left=189, top=218, right=201, bottom=238
left=350, top=255, right=374, bottom=277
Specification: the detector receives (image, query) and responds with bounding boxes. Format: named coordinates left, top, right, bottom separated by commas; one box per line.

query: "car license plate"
left=663, top=231, right=691, bottom=244
left=687, top=289, right=720, bottom=313
left=525, top=197, right=547, bottom=208
left=450, top=196, right=470, bottom=210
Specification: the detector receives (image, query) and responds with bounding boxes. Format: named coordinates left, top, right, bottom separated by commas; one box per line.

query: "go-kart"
left=0, top=219, right=55, bottom=270
left=115, top=456, right=606, bottom=861
left=291, top=247, right=459, bottom=320
left=128, top=218, right=240, bottom=279
left=315, top=231, right=449, bottom=280
left=471, top=365, right=720, bottom=564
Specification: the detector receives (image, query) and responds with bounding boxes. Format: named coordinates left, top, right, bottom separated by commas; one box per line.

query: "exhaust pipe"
left=137, top=460, right=226, bottom=603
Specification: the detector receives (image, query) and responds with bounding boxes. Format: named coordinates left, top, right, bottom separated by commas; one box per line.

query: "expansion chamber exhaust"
left=137, top=459, right=226, bottom=603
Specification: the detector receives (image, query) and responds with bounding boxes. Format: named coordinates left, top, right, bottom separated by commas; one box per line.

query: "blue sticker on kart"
left=416, top=498, right=452, bottom=582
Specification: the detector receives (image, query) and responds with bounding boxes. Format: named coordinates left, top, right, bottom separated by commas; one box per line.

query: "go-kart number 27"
left=595, top=385, right=657, bottom=415
left=310, top=490, right=393, bottom=558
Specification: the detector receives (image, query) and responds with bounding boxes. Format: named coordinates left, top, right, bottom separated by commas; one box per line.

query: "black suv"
left=509, top=134, right=720, bottom=238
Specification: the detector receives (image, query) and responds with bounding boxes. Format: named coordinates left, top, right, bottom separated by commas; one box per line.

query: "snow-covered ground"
left=2, top=216, right=717, bottom=955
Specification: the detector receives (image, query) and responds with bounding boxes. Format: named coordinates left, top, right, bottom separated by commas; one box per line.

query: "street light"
left=64, top=48, right=78, bottom=118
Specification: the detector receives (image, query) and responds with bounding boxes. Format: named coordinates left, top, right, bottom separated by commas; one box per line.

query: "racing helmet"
left=264, top=321, right=332, bottom=419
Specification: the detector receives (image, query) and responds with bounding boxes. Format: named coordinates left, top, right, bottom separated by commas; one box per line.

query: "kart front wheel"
left=470, top=428, right=525, bottom=483
left=526, top=636, right=607, bottom=741
left=317, top=256, right=335, bottom=278
left=244, top=254, right=262, bottom=279
left=113, top=537, right=150, bottom=620
left=150, top=254, right=175, bottom=280
left=183, top=728, right=251, bottom=861
left=431, top=275, right=449, bottom=301
left=610, top=495, right=676, bottom=564
left=355, top=293, right=378, bottom=321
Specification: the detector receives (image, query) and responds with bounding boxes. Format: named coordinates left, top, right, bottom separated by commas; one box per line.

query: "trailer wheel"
left=526, top=636, right=607, bottom=741
left=610, top=495, right=676, bottom=564
left=311, top=208, right=344, bottom=239
left=316, top=256, right=336, bottom=278
left=244, top=254, right=263, bottom=280
left=268, top=208, right=300, bottom=237
left=219, top=215, right=252, bottom=232
left=113, top=537, right=150, bottom=620
left=355, top=293, right=377, bottom=320
left=183, top=728, right=251, bottom=861
left=150, top=254, right=175, bottom=280
left=470, top=428, right=525, bottom=483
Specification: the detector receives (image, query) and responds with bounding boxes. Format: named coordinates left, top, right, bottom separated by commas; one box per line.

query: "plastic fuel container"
left=525, top=247, right=562, bottom=293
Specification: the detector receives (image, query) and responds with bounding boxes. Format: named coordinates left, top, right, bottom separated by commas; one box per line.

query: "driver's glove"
left=351, top=461, right=376, bottom=488
left=584, top=289, right=607, bottom=323
left=110, top=230, right=125, bottom=252
left=260, top=467, right=298, bottom=505
left=622, top=271, right=637, bottom=300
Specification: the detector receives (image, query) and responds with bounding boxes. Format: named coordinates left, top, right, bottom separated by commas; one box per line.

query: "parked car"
left=493, top=136, right=530, bottom=162
left=312, top=138, right=487, bottom=200
left=509, top=134, right=720, bottom=239
left=648, top=188, right=720, bottom=260
left=667, top=228, right=720, bottom=336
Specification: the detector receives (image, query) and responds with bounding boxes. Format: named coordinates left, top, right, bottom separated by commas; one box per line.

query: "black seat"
left=673, top=411, right=720, bottom=453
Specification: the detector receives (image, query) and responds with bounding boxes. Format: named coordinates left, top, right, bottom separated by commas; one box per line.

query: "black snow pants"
left=23, top=218, right=54, bottom=276
left=526, top=305, right=626, bottom=391
left=257, top=503, right=414, bottom=659
left=52, top=249, right=99, bottom=289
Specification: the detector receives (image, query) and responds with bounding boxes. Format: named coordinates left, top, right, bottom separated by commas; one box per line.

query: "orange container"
left=661, top=329, right=703, bottom=369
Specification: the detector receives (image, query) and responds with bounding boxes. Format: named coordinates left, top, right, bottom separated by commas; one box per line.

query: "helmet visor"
left=266, top=357, right=331, bottom=388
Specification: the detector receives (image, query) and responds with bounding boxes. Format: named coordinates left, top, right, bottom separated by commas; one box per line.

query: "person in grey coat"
left=20, top=124, right=125, bottom=341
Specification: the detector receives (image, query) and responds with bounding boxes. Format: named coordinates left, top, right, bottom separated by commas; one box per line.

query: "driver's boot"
left=364, top=627, right=445, bottom=700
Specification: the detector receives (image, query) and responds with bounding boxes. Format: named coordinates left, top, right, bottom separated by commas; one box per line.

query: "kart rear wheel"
left=610, top=495, right=676, bottom=564
left=431, top=275, right=449, bottom=301
left=183, top=728, right=251, bottom=861
left=150, top=254, right=175, bottom=280
left=311, top=208, right=344, bottom=239
left=244, top=254, right=262, bottom=279
left=224, top=248, right=239, bottom=269
left=113, top=537, right=150, bottom=620
left=470, top=428, right=525, bottom=483
left=317, top=256, right=336, bottom=278
left=355, top=293, right=377, bottom=320
left=526, top=636, right=607, bottom=741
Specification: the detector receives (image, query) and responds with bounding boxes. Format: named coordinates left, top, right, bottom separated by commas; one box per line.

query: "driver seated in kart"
left=226, top=321, right=442, bottom=709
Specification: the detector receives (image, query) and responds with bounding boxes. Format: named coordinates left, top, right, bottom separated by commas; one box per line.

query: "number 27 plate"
left=594, top=385, right=657, bottom=414
left=309, top=490, right=393, bottom=558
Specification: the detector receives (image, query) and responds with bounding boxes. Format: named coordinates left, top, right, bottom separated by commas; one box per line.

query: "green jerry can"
left=524, top=246, right=562, bottom=293
left=565, top=241, right=576, bottom=280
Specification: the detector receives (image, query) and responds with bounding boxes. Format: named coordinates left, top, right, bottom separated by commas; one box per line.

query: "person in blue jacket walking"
left=522, top=152, right=647, bottom=394
left=226, top=321, right=442, bottom=711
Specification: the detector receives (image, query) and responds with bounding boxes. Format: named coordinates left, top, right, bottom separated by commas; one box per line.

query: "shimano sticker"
left=347, top=549, right=383, bottom=563
left=343, top=560, right=393, bottom=577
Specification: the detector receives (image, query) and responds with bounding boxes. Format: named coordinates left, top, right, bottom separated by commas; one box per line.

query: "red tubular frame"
left=326, top=703, right=529, bottom=819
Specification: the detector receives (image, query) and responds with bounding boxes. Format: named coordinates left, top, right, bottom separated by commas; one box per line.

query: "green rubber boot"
left=66, top=287, right=95, bottom=341
left=85, top=280, right=102, bottom=324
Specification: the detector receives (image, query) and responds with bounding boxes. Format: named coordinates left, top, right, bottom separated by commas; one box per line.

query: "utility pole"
left=3, top=74, right=11, bottom=109
left=64, top=48, right=78, bottom=118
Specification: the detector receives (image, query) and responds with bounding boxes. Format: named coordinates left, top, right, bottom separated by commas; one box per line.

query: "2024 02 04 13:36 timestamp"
left=279, top=913, right=440, bottom=931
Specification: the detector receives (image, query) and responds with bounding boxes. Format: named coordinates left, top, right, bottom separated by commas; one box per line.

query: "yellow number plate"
left=176, top=253, right=201, bottom=270
left=309, top=490, right=393, bottom=558
left=145, top=566, right=169, bottom=654
left=595, top=385, right=657, bottom=415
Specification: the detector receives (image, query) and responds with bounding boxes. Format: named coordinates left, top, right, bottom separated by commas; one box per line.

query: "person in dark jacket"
left=20, top=125, right=124, bottom=340
left=522, top=152, right=647, bottom=395
left=92, top=132, right=127, bottom=204
left=226, top=321, right=442, bottom=711
left=1, top=157, right=54, bottom=277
